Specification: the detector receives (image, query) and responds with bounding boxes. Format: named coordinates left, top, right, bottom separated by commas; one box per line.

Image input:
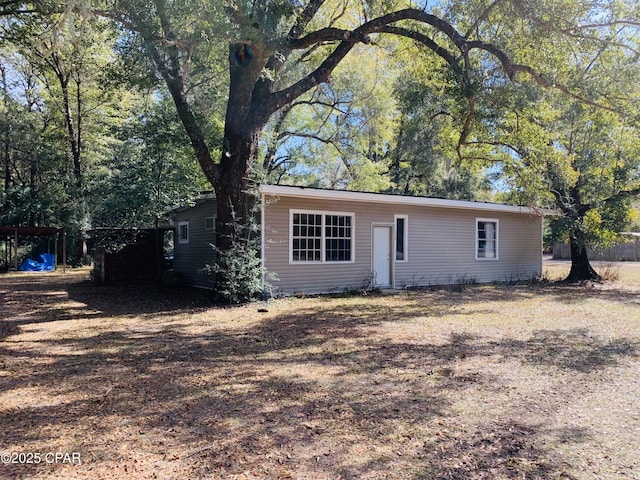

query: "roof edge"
left=260, top=185, right=558, bottom=216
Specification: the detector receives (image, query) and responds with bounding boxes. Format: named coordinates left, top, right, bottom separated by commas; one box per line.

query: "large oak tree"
left=5, top=0, right=638, bottom=293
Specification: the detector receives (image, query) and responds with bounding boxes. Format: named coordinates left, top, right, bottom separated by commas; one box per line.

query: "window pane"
left=292, top=211, right=322, bottom=262
left=293, top=212, right=352, bottom=263
left=324, top=215, right=352, bottom=262
left=396, top=218, right=405, bottom=261
left=179, top=223, right=189, bottom=243
left=477, top=221, right=496, bottom=258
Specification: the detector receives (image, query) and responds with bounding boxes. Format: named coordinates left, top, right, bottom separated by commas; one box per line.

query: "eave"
left=260, top=185, right=558, bottom=216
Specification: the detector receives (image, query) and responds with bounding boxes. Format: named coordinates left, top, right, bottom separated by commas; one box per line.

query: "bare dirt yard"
left=1, top=261, right=639, bottom=480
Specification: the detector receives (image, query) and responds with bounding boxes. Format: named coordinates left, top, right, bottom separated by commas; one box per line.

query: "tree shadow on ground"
left=0, top=320, right=20, bottom=341
left=1, top=277, right=214, bottom=327
left=1, top=274, right=639, bottom=478
left=414, top=421, right=586, bottom=480
left=476, top=282, right=639, bottom=306
left=493, top=328, right=638, bottom=372
left=545, top=284, right=640, bottom=305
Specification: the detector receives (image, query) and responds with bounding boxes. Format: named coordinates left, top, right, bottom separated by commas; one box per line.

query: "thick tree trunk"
left=209, top=44, right=274, bottom=295
left=565, top=235, right=601, bottom=282
left=213, top=132, right=254, bottom=255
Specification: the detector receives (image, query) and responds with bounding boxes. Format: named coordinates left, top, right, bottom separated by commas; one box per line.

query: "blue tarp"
left=18, top=253, right=56, bottom=272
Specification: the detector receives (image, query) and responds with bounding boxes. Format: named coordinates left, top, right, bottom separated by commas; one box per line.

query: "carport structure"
left=0, top=226, right=66, bottom=272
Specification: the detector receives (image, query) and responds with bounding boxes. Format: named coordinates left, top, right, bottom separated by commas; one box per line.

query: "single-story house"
left=170, top=185, right=553, bottom=294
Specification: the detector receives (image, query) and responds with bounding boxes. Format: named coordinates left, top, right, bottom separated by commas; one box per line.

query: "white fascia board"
left=259, top=185, right=558, bottom=216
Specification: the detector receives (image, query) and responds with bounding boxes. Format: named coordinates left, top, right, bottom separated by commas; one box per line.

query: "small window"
left=178, top=221, right=189, bottom=244
left=205, top=216, right=215, bottom=230
left=476, top=219, right=498, bottom=259
left=395, top=215, right=408, bottom=262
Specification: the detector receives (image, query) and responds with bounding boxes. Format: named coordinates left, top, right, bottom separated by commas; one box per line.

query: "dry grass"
left=543, top=258, right=640, bottom=288
left=1, top=264, right=640, bottom=480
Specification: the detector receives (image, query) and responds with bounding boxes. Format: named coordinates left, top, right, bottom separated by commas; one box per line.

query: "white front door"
left=373, top=225, right=392, bottom=288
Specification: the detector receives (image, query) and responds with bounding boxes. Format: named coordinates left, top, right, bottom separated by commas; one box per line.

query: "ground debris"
left=1, top=267, right=639, bottom=479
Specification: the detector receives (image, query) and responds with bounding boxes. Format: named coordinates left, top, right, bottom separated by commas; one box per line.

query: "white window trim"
left=289, top=209, right=356, bottom=264
left=394, top=214, right=409, bottom=263
left=476, top=218, right=499, bottom=260
left=178, top=221, right=189, bottom=244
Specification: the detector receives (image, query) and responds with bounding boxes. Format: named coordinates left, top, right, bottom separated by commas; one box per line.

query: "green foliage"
left=207, top=195, right=275, bottom=304
left=387, top=48, right=494, bottom=200
left=3, top=0, right=640, bottom=288
left=262, top=42, right=399, bottom=192
left=1, top=12, right=208, bottom=235
left=210, top=232, right=269, bottom=304
left=495, top=87, right=640, bottom=257
left=90, top=96, right=209, bottom=227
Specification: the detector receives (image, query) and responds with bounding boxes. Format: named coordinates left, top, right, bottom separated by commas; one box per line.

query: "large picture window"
left=291, top=210, right=354, bottom=263
left=476, top=219, right=498, bottom=259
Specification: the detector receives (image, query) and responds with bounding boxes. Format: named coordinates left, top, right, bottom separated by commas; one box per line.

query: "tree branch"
left=464, top=140, right=527, bottom=157
left=464, top=0, right=508, bottom=38
left=457, top=97, right=476, bottom=163
left=279, top=131, right=340, bottom=146
left=374, top=26, right=460, bottom=72
left=0, top=0, right=39, bottom=15
left=285, top=27, right=372, bottom=49
left=466, top=40, right=624, bottom=113
left=263, top=0, right=325, bottom=76
left=270, top=40, right=354, bottom=112
left=602, top=186, right=640, bottom=206
left=270, top=8, right=467, bottom=111
left=146, top=40, right=219, bottom=185
left=288, top=0, right=325, bottom=41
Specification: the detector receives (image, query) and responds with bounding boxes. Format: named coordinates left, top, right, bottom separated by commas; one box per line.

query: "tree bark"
left=565, top=234, right=601, bottom=282
left=1, top=65, right=10, bottom=191
left=213, top=126, right=257, bottom=254
left=60, top=76, right=82, bottom=188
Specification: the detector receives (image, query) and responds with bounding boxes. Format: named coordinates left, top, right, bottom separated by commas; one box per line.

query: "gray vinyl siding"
left=394, top=208, right=541, bottom=287
left=263, top=196, right=373, bottom=294
left=172, top=199, right=217, bottom=289
left=263, top=194, right=542, bottom=294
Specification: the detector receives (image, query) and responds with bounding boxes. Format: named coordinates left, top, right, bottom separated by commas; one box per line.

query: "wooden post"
left=62, top=229, right=67, bottom=273
left=13, top=227, right=18, bottom=271
left=54, top=232, right=59, bottom=271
